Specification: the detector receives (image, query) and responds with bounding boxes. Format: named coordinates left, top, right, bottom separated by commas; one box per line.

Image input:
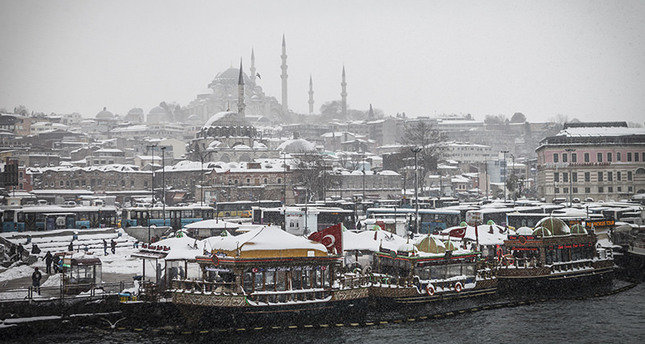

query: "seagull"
left=102, top=317, right=126, bottom=329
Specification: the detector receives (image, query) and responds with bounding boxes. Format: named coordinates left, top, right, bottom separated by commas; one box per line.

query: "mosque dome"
left=209, top=68, right=251, bottom=87
left=95, top=107, right=115, bottom=120
left=127, top=108, right=144, bottom=116
left=535, top=217, right=571, bottom=236
left=147, top=106, right=172, bottom=123
left=278, top=138, right=316, bottom=153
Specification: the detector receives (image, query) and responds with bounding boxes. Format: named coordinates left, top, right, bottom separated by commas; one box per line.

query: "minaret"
left=367, top=104, right=375, bottom=121
left=250, top=48, right=256, bottom=85
left=237, top=59, right=245, bottom=118
left=281, top=34, right=288, bottom=116
left=341, top=66, right=347, bottom=118
left=308, top=75, right=314, bottom=114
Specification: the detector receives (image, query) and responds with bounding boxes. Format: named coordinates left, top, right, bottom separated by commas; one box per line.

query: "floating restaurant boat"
left=170, top=226, right=369, bottom=328
left=496, top=217, right=615, bottom=293
left=368, top=233, right=497, bottom=308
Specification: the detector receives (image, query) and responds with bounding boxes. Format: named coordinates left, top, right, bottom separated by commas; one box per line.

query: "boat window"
left=462, top=264, right=474, bottom=277
left=446, top=264, right=462, bottom=278
left=243, top=271, right=253, bottom=292
left=265, top=270, right=276, bottom=291
left=291, top=269, right=303, bottom=290
left=276, top=270, right=288, bottom=291
left=254, top=272, right=263, bottom=291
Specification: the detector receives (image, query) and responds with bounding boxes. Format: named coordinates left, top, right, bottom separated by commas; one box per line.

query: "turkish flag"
left=448, top=227, right=467, bottom=238
left=308, top=223, right=343, bottom=254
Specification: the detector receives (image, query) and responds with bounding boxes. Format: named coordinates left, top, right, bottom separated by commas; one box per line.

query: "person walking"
left=103, top=239, right=108, bottom=255
left=110, top=239, right=116, bottom=254
left=32, top=267, right=42, bottom=295
left=52, top=254, right=60, bottom=273
left=43, top=251, right=53, bottom=274
left=16, top=244, right=24, bottom=261
left=68, top=241, right=73, bottom=252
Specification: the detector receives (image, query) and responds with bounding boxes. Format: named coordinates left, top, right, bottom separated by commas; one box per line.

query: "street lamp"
left=146, top=144, right=157, bottom=205
left=565, top=148, right=576, bottom=207
left=197, top=150, right=212, bottom=206
left=501, top=150, right=509, bottom=202
left=411, top=146, right=422, bottom=234
left=161, top=146, right=166, bottom=226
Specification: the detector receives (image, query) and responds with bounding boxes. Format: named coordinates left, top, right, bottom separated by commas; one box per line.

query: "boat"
left=368, top=233, right=497, bottom=310
left=169, top=225, right=369, bottom=328
left=496, top=217, right=614, bottom=293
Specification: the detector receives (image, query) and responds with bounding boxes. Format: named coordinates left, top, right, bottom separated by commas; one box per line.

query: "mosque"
left=186, top=35, right=349, bottom=163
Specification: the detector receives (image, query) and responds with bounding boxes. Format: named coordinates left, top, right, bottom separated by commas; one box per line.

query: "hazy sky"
left=1, top=0, right=644, bottom=123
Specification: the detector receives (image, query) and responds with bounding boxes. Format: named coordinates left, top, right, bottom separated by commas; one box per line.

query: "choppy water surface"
left=31, top=284, right=644, bottom=344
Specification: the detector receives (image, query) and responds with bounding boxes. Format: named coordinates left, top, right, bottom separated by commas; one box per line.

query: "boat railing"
left=247, top=288, right=332, bottom=304
left=549, top=259, right=594, bottom=274
left=337, top=274, right=371, bottom=289
left=171, top=279, right=241, bottom=295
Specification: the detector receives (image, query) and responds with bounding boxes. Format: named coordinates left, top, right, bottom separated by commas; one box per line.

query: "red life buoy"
left=426, top=285, right=435, bottom=296
left=454, top=282, right=463, bottom=293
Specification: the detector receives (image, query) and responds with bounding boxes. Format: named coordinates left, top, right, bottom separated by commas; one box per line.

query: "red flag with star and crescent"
left=448, top=226, right=467, bottom=238
left=308, top=223, right=343, bottom=254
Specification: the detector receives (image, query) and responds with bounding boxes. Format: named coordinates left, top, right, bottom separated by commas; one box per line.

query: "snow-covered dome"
left=535, top=217, right=570, bottom=236
left=379, top=170, right=399, bottom=176
left=570, top=223, right=588, bottom=235
left=397, top=242, right=418, bottom=254
left=516, top=227, right=534, bottom=236
left=532, top=226, right=552, bottom=237
left=96, top=107, right=114, bottom=120
left=277, top=138, right=316, bottom=153
left=147, top=106, right=171, bottom=123
left=127, top=108, right=144, bottom=116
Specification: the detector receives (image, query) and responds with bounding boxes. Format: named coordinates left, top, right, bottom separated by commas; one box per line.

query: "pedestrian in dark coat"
left=68, top=241, right=73, bottom=252
left=31, top=244, right=41, bottom=255
left=52, top=255, right=60, bottom=273
left=16, top=244, right=24, bottom=261
left=110, top=239, right=116, bottom=254
left=103, top=239, right=108, bottom=255
left=32, top=267, right=42, bottom=295
left=43, top=251, right=53, bottom=274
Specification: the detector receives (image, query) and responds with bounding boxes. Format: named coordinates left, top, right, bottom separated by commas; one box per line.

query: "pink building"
left=536, top=122, right=645, bottom=202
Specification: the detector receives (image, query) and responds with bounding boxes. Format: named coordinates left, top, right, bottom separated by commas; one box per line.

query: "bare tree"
left=292, top=152, right=339, bottom=201
left=399, top=121, right=444, bottom=193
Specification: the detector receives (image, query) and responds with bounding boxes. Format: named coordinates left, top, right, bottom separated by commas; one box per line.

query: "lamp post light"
left=501, top=150, right=509, bottom=201
left=411, top=146, right=422, bottom=234
left=565, top=148, right=576, bottom=207
left=161, top=146, right=166, bottom=226
left=146, top=144, right=157, bottom=205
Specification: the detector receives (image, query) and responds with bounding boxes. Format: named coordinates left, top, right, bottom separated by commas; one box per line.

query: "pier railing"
left=0, top=281, right=135, bottom=303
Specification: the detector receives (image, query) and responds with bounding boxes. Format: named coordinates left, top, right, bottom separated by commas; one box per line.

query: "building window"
left=636, top=153, right=640, bottom=162
left=571, top=153, right=577, bottom=163
left=617, top=187, right=622, bottom=192
left=628, top=171, right=633, bottom=181
left=572, top=173, right=577, bottom=182
left=598, top=186, right=604, bottom=193
left=617, top=152, right=621, bottom=161
left=607, top=153, right=612, bottom=162
left=597, top=172, right=603, bottom=182
left=627, top=152, right=632, bottom=161
left=585, top=187, right=590, bottom=193
left=584, top=153, right=590, bottom=163
left=563, top=187, right=569, bottom=194
left=573, top=187, right=578, bottom=193
left=597, top=153, right=602, bottom=162
left=585, top=172, right=590, bottom=182
left=555, top=188, right=559, bottom=194
left=608, top=172, right=613, bottom=181
left=553, top=154, right=559, bottom=163
left=554, top=172, right=559, bottom=182
left=642, top=152, right=645, bottom=162
left=608, top=186, right=613, bottom=193
left=246, top=178, right=251, bottom=184
left=264, top=178, right=268, bottom=184
left=628, top=186, right=633, bottom=192
left=617, top=171, right=621, bottom=181
left=277, top=178, right=282, bottom=184
left=562, top=154, right=568, bottom=163
left=563, top=173, right=568, bottom=182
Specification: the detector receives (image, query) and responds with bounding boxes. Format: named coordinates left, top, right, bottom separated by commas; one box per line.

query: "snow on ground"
left=40, top=274, right=61, bottom=288
left=0, top=264, right=37, bottom=283
left=1, top=228, right=142, bottom=286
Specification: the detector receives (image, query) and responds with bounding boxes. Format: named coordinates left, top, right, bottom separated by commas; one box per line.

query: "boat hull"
left=497, top=267, right=614, bottom=295
left=172, top=288, right=370, bottom=328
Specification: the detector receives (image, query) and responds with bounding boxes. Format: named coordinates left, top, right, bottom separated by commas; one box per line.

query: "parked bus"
left=121, top=204, right=215, bottom=230
left=252, top=206, right=356, bottom=233
left=1, top=205, right=118, bottom=232
left=214, top=200, right=282, bottom=218
left=365, top=207, right=463, bottom=234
